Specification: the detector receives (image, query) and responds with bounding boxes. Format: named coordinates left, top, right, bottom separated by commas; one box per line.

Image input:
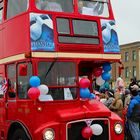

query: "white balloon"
left=90, top=124, right=103, bottom=136
left=38, top=84, right=49, bottom=95
left=96, top=76, right=105, bottom=86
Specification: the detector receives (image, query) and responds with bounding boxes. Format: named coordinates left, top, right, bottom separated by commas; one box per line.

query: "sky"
left=110, top=0, right=140, bottom=45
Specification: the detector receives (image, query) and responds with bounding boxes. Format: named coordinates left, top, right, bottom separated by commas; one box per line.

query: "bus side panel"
left=3, top=13, right=30, bottom=58
left=0, top=24, right=4, bottom=59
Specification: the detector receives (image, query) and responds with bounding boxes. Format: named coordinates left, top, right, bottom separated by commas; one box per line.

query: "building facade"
left=112, top=41, right=140, bottom=87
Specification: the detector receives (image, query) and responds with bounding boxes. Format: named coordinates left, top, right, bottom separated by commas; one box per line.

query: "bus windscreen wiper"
left=45, top=58, right=57, bottom=78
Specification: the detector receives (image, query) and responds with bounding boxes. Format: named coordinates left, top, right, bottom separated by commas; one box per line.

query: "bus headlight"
left=43, top=128, right=55, bottom=140
left=114, top=123, right=123, bottom=134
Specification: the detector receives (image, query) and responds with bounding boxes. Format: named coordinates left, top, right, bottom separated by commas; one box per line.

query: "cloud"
left=111, top=0, right=140, bottom=44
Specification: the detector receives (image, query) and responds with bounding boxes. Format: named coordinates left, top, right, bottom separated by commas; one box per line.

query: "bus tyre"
left=11, top=129, right=29, bottom=140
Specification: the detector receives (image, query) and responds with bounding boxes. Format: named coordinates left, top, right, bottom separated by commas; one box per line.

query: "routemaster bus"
left=0, top=0, right=124, bottom=140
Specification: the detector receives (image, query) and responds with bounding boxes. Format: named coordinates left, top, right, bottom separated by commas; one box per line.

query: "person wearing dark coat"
left=127, top=88, right=140, bottom=140
left=129, top=77, right=138, bottom=93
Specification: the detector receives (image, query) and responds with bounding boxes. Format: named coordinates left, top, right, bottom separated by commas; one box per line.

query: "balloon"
left=102, top=72, right=111, bottom=81
left=96, top=76, right=105, bottom=86
left=90, top=124, right=103, bottom=136
left=81, top=126, right=93, bottom=139
left=93, top=67, right=102, bottom=77
left=89, top=93, right=95, bottom=99
left=103, top=62, right=111, bottom=72
left=38, top=84, right=49, bottom=95
left=29, top=76, right=40, bottom=87
left=79, top=78, right=90, bottom=88
left=80, top=88, right=91, bottom=98
left=28, top=87, right=40, bottom=100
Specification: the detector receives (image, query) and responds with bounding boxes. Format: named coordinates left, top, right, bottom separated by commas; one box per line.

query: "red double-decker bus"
left=0, top=0, right=124, bottom=140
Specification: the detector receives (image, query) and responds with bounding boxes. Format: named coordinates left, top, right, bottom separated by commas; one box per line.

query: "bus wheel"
left=11, top=129, right=29, bottom=140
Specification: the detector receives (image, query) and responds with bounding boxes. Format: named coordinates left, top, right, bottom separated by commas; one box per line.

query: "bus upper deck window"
left=36, top=0, right=73, bottom=13
left=78, top=0, right=109, bottom=17
left=7, top=0, right=28, bottom=19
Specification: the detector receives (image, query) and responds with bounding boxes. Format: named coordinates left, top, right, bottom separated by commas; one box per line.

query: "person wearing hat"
left=104, top=89, right=115, bottom=108
left=126, top=86, right=140, bottom=140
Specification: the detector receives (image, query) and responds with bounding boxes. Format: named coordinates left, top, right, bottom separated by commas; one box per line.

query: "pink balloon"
left=79, top=78, right=90, bottom=88
left=28, top=87, right=40, bottom=100
left=93, top=67, right=102, bottom=77
left=81, top=126, right=93, bottom=139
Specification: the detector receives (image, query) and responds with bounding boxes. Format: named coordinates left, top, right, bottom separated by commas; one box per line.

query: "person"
left=86, top=1, right=104, bottom=16
left=124, top=89, right=131, bottom=108
left=114, top=77, right=125, bottom=94
left=104, top=89, right=115, bottom=109
left=129, top=77, right=138, bottom=93
left=78, top=1, right=84, bottom=13
left=126, top=86, right=140, bottom=140
left=99, top=87, right=107, bottom=99
left=137, top=80, right=140, bottom=88
left=99, top=81, right=110, bottom=92
left=110, top=92, right=123, bottom=118
left=122, top=89, right=131, bottom=140
left=36, top=0, right=63, bottom=12
left=44, top=0, right=63, bottom=12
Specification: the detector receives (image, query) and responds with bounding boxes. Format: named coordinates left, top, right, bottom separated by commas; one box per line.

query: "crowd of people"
left=94, top=77, right=140, bottom=140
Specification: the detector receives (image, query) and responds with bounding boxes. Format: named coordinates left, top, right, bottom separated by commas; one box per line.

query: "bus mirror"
left=19, top=64, right=27, bottom=76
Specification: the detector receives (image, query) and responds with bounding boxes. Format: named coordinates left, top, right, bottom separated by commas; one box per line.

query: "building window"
left=132, top=66, right=136, bottom=77
left=132, top=50, right=136, bottom=61
left=7, top=0, right=28, bottom=19
left=125, top=67, right=129, bottom=78
left=125, top=52, right=129, bottom=62
left=0, top=0, right=3, bottom=23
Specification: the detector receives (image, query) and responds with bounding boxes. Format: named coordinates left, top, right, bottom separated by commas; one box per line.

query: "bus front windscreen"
left=38, top=61, right=77, bottom=101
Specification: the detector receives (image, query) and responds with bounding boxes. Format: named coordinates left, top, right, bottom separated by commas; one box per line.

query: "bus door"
left=6, top=64, right=17, bottom=120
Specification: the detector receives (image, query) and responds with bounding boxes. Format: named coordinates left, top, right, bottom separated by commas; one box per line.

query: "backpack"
left=130, top=103, right=140, bottom=122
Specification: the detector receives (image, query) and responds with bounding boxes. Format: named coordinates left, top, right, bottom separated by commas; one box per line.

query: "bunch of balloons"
left=81, top=124, right=103, bottom=139
left=28, top=76, right=49, bottom=100
left=79, top=78, right=95, bottom=99
left=93, top=62, right=111, bottom=87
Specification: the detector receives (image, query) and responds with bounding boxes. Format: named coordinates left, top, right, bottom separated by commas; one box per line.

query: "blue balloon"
left=29, top=76, right=41, bottom=87
left=103, top=62, right=111, bottom=72
left=80, top=88, right=91, bottom=98
left=102, top=72, right=111, bottom=81
left=89, top=93, right=95, bottom=99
